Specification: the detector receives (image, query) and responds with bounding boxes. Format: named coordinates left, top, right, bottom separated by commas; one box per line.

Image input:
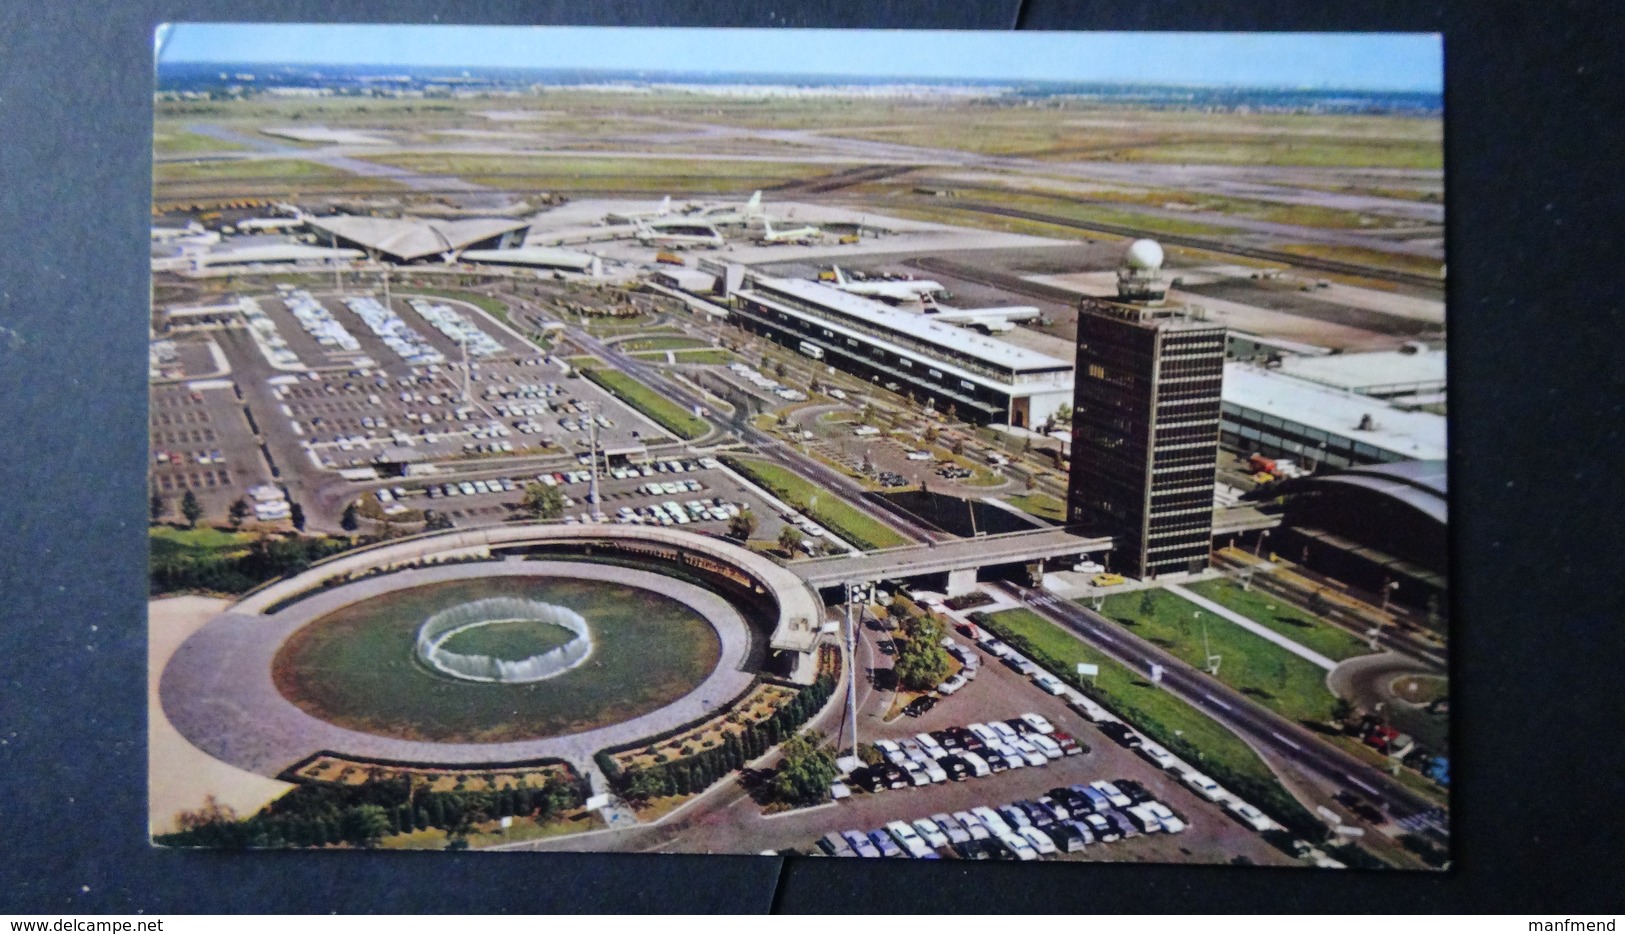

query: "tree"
left=778, top=524, right=804, bottom=556
left=894, top=623, right=952, bottom=691
left=339, top=502, right=359, bottom=532
left=228, top=497, right=251, bottom=529
left=289, top=501, right=306, bottom=531
left=1054, top=403, right=1074, bottom=426
left=726, top=508, right=757, bottom=542
left=340, top=804, right=391, bottom=848
left=950, top=437, right=965, bottom=457
left=767, top=730, right=838, bottom=806
left=149, top=486, right=166, bottom=523
left=522, top=482, right=565, bottom=520
left=423, top=510, right=454, bottom=531
left=922, top=425, right=939, bottom=445
left=860, top=402, right=875, bottom=425
left=180, top=490, right=203, bottom=529
left=1139, top=589, right=1158, bottom=618
left=1307, top=589, right=1331, bottom=617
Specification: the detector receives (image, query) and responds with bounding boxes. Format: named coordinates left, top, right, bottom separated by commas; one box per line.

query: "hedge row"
left=597, top=675, right=836, bottom=800
left=154, top=774, right=587, bottom=850
left=969, top=611, right=1328, bottom=843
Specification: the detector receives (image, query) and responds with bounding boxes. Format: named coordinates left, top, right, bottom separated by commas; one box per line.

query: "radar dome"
left=1124, top=239, right=1164, bottom=271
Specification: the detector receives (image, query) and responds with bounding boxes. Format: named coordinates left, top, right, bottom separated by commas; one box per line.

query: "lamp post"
left=1254, top=528, right=1270, bottom=558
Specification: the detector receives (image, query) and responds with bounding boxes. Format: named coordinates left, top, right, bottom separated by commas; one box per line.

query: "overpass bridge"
left=1212, top=505, right=1284, bottom=536
left=791, top=526, right=1112, bottom=590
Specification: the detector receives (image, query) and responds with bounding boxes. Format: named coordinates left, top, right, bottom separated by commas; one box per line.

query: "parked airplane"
left=686, top=190, right=764, bottom=225
left=919, top=294, right=1042, bottom=334
left=757, top=218, right=822, bottom=245
left=603, top=196, right=672, bottom=225
left=634, top=219, right=725, bottom=249
left=825, top=264, right=945, bottom=302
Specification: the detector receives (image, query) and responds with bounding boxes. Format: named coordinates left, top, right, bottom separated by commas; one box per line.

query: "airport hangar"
left=723, top=272, right=1075, bottom=430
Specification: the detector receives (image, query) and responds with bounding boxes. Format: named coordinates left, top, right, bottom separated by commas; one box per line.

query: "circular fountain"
left=414, top=597, right=593, bottom=683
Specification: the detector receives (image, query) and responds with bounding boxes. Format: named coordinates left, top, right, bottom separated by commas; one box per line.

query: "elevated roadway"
left=791, top=526, right=1111, bottom=588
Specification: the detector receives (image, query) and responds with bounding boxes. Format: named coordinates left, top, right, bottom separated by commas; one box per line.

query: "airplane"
left=687, top=190, right=765, bottom=225
left=603, top=196, right=672, bottom=225
left=824, top=264, right=945, bottom=303
left=756, top=218, right=822, bottom=245
left=918, top=294, right=1042, bottom=334
left=634, top=219, right=725, bottom=249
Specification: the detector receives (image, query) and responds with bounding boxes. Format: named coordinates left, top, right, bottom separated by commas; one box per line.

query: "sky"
left=158, top=26, right=1441, bottom=92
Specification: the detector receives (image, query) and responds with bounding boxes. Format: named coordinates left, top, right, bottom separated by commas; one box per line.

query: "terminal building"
left=1067, top=240, right=1227, bottom=579
left=1221, top=363, right=1447, bottom=469
left=302, top=216, right=531, bottom=264
left=727, top=274, right=1074, bottom=428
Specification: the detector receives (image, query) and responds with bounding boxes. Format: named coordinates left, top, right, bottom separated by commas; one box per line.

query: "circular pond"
left=271, top=574, right=721, bottom=743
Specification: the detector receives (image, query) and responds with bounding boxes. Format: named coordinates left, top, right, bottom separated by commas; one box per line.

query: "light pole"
left=1379, top=577, right=1399, bottom=614
left=844, top=582, right=860, bottom=759
left=1254, top=529, right=1270, bottom=558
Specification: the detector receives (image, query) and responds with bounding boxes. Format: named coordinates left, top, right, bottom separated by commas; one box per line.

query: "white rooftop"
left=198, top=243, right=362, bottom=266
left=749, top=276, right=1072, bottom=374
left=1275, top=347, right=1447, bottom=393
left=305, top=216, right=529, bottom=261
left=1223, top=362, right=1447, bottom=461
left=459, top=246, right=597, bottom=269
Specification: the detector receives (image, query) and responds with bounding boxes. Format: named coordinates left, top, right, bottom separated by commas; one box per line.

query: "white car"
left=1182, top=772, right=1227, bottom=802
left=915, top=733, right=947, bottom=758
left=1029, top=734, right=1064, bottom=760
left=886, top=820, right=933, bottom=858
left=911, top=818, right=950, bottom=849
left=997, top=830, right=1039, bottom=861
left=1146, top=802, right=1187, bottom=833
left=1125, top=804, right=1163, bottom=834
left=1018, top=825, right=1059, bottom=857
left=829, top=781, right=852, bottom=801
left=1136, top=742, right=1179, bottom=770
left=953, top=810, right=991, bottom=841
left=967, top=722, right=1000, bottom=745
left=1033, top=674, right=1067, bottom=696
left=1226, top=801, right=1273, bottom=832
left=1019, top=712, right=1056, bottom=735
left=971, top=806, right=1011, bottom=836
left=937, top=673, right=967, bottom=696
left=1091, top=780, right=1133, bottom=808
left=989, top=720, right=1019, bottom=743
left=905, top=449, right=933, bottom=461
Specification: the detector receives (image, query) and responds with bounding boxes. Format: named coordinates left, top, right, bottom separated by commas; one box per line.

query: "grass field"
left=154, top=130, right=248, bottom=154
left=722, top=456, right=910, bottom=551
left=154, top=158, right=354, bottom=183
left=617, top=336, right=711, bottom=353
left=582, top=367, right=709, bottom=440
left=669, top=350, right=737, bottom=366
left=1098, top=588, right=1341, bottom=727
left=979, top=608, right=1321, bottom=836
left=1182, top=578, right=1372, bottom=662
left=1277, top=243, right=1446, bottom=279
left=272, top=576, right=721, bottom=743
left=149, top=526, right=255, bottom=561
left=1003, top=492, right=1065, bottom=523
left=355, top=154, right=830, bottom=192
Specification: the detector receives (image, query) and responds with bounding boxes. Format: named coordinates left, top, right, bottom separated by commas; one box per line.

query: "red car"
left=1051, top=731, right=1087, bottom=756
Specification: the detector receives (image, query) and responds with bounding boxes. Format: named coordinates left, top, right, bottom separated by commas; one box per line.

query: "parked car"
left=1091, top=780, right=1134, bottom=808
left=996, top=830, right=1039, bottom=861
left=911, top=818, right=950, bottom=850
left=1046, top=822, right=1088, bottom=853
left=930, top=813, right=971, bottom=845
left=1146, top=802, right=1187, bottom=833
left=904, top=695, right=938, bottom=717
left=1226, top=800, right=1273, bottom=832
left=1051, top=731, right=1087, bottom=756
left=1181, top=771, right=1226, bottom=802
left=818, top=833, right=857, bottom=857
left=841, top=830, right=881, bottom=858
left=867, top=829, right=904, bottom=858
left=1136, top=742, right=1179, bottom=769
left=954, top=810, right=992, bottom=841
left=1018, top=825, right=1059, bottom=857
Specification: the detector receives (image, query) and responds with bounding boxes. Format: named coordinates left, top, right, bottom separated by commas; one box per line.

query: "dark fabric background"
left=1, top=0, right=1620, bottom=914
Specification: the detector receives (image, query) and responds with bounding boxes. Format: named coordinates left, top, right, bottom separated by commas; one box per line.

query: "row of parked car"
left=835, top=714, right=1090, bottom=795
left=959, top=622, right=1281, bottom=835
left=819, top=777, right=1189, bottom=861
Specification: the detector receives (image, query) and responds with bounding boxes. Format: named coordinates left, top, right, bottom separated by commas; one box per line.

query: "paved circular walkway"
left=160, top=560, right=755, bottom=778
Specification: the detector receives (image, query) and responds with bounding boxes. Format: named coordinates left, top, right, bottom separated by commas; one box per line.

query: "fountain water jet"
left=415, top=597, right=592, bottom=683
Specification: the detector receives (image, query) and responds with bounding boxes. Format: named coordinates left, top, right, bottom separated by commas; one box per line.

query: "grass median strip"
left=722, top=456, right=909, bottom=551
left=1182, top=578, right=1372, bottom=662
left=1099, top=588, right=1341, bottom=727
left=581, top=367, right=708, bottom=440
left=977, top=607, right=1325, bottom=841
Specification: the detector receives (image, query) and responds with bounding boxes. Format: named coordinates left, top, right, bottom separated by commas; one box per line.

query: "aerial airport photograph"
left=148, top=25, right=1448, bottom=869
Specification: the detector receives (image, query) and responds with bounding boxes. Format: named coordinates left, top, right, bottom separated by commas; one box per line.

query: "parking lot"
left=784, top=612, right=1295, bottom=865
left=375, top=458, right=808, bottom=541
left=150, top=380, right=271, bottom=519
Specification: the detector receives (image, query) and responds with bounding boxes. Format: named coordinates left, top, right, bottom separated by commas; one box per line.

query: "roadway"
left=998, top=582, right=1448, bottom=840
left=793, top=527, right=1112, bottom=588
